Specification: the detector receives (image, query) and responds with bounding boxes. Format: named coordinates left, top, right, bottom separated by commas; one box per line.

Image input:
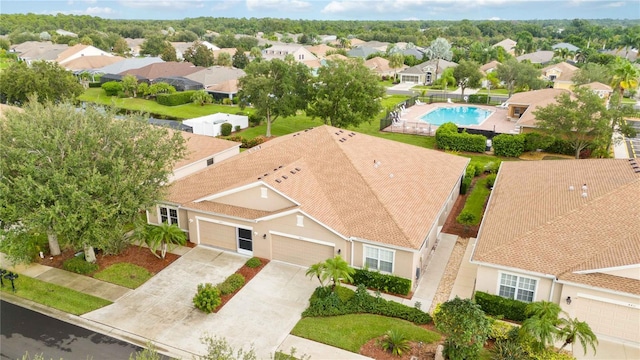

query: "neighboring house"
left=355, top=41, right=390, bottom=52
left=305, top=44, right=336, bottom=59
left=149, top=125, right=469, bottom=288
left=480, top=60, right=501, bottom=88
left=319, top=35, right=338, bottom=43
left=63, top=55, right=125, bottom=72
left=398, top=59, right=458, bottom=85
left=124, top=38, right=145, bottom=57
left=472, top=159, right=640, bottom=344
left=262, top=44, right=317, bottom=63
left=540, top=61, right=579, bottom=89
left=213, top=48, right=238, bottom=59
left=14, top=42, right=69, bottom=64
left=169, top=130, right=241, bottom=182
left=401, top=47, right=425, bottom=60
left=347, top=46, right=381, bottom=59
left=505, top=88, right=569, bottom=129
left=183, top=113, right=249, bottom=138
left=582, top=81, right=614, bottom=101
left=56, top=44, right=114, bottom=65
left=153, top=77, right=204, bottom=91
left=492, top=38, right=517, bottom=56
left=602, top=47, right=639, bottom=62
left=516, top=50, right=555, bottom=65
left=184, top=66, right=246, bottom=100
left=365, top=56, right=406, bottom=77
left=56, top=29, right=78, bottom=38
left=552, top=42, right=580, bottom=52
left=171, top=41, right=220, bottom=60
left=120, top=62, right=205, bottom=82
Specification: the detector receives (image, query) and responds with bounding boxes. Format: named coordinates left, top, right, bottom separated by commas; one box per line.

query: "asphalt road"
left=1, top=300, right=142, bottom=360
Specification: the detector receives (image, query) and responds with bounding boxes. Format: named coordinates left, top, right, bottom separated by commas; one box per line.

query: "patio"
left=383, top=102, right=517, bottom=136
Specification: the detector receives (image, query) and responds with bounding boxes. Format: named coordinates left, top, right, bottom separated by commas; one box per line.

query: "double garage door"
left=271, top=235, right=334, bottom=267
left=198, top=221, right=334, bottom=267
left=574, top=297, right=639, bottom=342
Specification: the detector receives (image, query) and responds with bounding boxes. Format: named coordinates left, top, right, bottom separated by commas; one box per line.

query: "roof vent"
left=568, top=186, right=574, bottom=191
left=339, top=130, right=344, bottom=133
left=350, top=132, right=356, bottom=136
left=341, top=138, right=347, bottom=141
left=581, top=184, right=588, bottom=191
left=258, top=177, right=262, bottom=180
left=279, top=165, right=283, bottom=168
left=581, top=192, right=588, bottom=198
left=290, top=170, right=296, bottom=174
left=295, top=167, right=301, bottom=171
left=339, top=139, right=344, bottom=142
left=275, top=179, right=281, bottom=183
left=274, top=168, right=278, bottom=171
left=335, top=132, right=340, bottom=135
left=264, top=173, right=269, bottom=177
left=282, top=175, right=288, bottom=179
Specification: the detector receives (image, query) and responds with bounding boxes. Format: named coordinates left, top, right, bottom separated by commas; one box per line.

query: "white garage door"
left=198, top=221, right=236, bottom=251
left=272, top=235, right=334, bottom=267
left=574, top=297, right=639, bottom=342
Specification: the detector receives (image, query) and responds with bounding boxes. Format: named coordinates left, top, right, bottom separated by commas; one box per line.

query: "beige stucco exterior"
left=475, top=265, right=557, bottom=303
left=211, top=185, right=296, bottom=212
left=170, top=147, right=239, bottom=182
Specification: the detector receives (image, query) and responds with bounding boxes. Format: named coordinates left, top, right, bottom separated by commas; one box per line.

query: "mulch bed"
left=214, top=257, right=269, bottom=312
left=37, top=244, right=180, bottom=276
left=360, top=323, right=444, bottom=360
left=440, top=178, right=484, bottom=238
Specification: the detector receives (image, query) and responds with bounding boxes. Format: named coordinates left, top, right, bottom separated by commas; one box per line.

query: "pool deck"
left=384, top=102, right=518, bottom=136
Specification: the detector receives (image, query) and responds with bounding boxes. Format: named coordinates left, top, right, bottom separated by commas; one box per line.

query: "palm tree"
left=147, top=223, right=187, bottom=259
left=249, top=47, right=262, bottom=62
left=424, top=37, right=453, bottom=86
left=557, top=317, right=598, bottom=355
left=338, top=37, right=351, bottom=49
left=321, top=255, right=355, bottom=289
left=611, top=58, right=640, bottom=106
left=388, top=52, right=404, bottom=82
left=520, top=301, right=562, bottom=352
left=305, top=262, right=326, bottom=286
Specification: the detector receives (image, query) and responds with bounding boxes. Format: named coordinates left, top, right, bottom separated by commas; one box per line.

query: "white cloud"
left=85, top=6, right=116, bottom=15
left=246, top=0, right=312, bottom=11
left=212, top=0, right=242, bottom=11
left=322, top=0, right=510, bottom=14
left=489, top=16, right=501, bottom=20
left=119, top=0, right=205, bottom=10
left=603, top=1, right=625, bottom=7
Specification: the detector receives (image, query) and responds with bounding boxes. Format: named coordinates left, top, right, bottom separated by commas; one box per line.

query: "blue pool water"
left=419, top=106, right=492, bottom=126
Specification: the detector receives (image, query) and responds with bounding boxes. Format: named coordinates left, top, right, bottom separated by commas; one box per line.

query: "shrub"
left=523, top=132, right=554, bottom=152
left=156, top=90, right=197, bottom=106
left=234, top=125, right=241, bottom=132
left=220, top=123, right=233, bottom=136
left=248, top=114, right=262, bottom=127
left=486, top=173, right=497, bottom=188
left=351, top=268, right=411, bottom=296
left=88, top=82, right=102, bottom=88
left=484, top=161, right=500, bottom=174
left=334, top=285, right=355, bottom=303
left=468, top=94, right=488, bottom=104
left=193, top=283, right=221, bottom=313
left=101, top=81, right=123, bottom=96
left=62, top=256, right=99, bottom=275
left=222, top=98, right=232, bottom=105
left=456, top=210, right=477, bottom=228
left=245, top=257, right=262, bottom=268
left=475, top=291, right=528, bottom=322
left=217, top=273, right=245, bottom=295
left=491, top=338, right=528, bottom=360
left=488, top=318, right=515, bottom=341
left=303, top=285, right=432, bottom=324
left=435, top=122, right=486, bottom=153
left=379, top=330, right=411, bottom=356
left=493, top=134, right=525, bottom=157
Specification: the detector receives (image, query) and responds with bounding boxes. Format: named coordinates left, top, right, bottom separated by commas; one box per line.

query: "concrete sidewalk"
left=449, top=238, right=477, bottom=299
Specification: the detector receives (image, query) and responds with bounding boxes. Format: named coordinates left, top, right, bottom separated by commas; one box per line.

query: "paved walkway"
left=449, top=238, right=478, bottom=299
left=410, top=233, right=458, bottom=309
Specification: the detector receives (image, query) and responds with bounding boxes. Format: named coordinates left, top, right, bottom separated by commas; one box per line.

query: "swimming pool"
left=419, top=106, right=493, bottom=126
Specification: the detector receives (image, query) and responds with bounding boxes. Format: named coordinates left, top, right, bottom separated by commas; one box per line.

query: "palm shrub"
left=147, top=223, right=187, bottom=259
left=217, top=273, right=245, bottom=295
left=491, top=338, right=528, bottom=360
left=193, top=283, right=221, bottom=313
left=379, top=330, right=411, bottom=356
left=557, top=317, right=598, bottom=355
left=520, top=301, right=562, bottom=353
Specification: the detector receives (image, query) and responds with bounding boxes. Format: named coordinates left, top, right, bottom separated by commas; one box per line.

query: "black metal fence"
left=379, top=95, right=419, bottom=130
left=426, top=93, right=508, bottom=105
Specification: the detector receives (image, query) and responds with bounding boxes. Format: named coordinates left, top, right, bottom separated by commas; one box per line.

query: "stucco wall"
left=474, top=265, right=556, bottom=302
left=352, top=241, right=416, bottom=283
left=212, top=185, right=296, bottom=212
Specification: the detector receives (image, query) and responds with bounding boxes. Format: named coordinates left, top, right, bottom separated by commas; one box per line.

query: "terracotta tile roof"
left=174, top=131, right=240, bottom=170
left=305, top=44, right=336, bottom=58
left=325, top=54, right=348, bottom=61
left=473, top=159, right=640, bottom=295
left=165, top=125, right=469, bottom=249
left=206, top=79, right=239, bottom=94
left=542, top=62, right=579, bottom=82
left=508, top=88, right=570, bottom=127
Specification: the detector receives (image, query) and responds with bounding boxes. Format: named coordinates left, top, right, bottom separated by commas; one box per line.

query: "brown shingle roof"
left=174, top=131, right=240, bottom=170
left=166, top=125, right=469, bottom=249
left=473, top=159, right=640, bottom=295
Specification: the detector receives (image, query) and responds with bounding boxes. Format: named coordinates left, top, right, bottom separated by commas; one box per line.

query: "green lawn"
left=475, top=88, right=510, bottom=95
left=0, top=275, right=112, bottom=315
left=78, top=88, right=251, bottom=119
left=460, top=177, right=491, bottom=225
left=291, top=314, right=440, bottom=353
left=93, top=263, right=153, bottom=289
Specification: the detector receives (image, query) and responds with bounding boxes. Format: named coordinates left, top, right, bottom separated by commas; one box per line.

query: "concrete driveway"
left=82, top=246, right=317, bottom=359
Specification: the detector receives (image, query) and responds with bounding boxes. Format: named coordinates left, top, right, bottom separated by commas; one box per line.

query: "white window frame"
left=296, top=215, right=304, bottom=227
left=363, top=245, right=395, bottom=273
left=498, top=272, right=538, bottom=303
left=158, top=205, right=179, bottom=226
left=260, top=187, right=268, bottom=199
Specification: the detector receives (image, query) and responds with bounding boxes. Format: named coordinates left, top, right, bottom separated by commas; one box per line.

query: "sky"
left=0, top=0, right=638, bottom=21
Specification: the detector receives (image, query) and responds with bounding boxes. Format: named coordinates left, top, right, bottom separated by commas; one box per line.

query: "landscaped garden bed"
left=215, top=257, right=269, bottom=312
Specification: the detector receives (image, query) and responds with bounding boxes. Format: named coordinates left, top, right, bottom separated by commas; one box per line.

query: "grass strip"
left=292, top=314, right=440, bottom=353
left=0, top=274, right=112, bottom=315
left=94, top=263, right=153, bottom=289
left=460, top=177, right=491, bottom=225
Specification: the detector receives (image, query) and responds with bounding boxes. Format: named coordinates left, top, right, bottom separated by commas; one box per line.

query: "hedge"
left=156, top=90, right=198, bottom=106
left=460, top=164, right=477, bottom=195
left=303, top=285, right=432, bottom=325
left=468, top=94, right=488, bottom=104
left=492, top=134, right=525, bottom=157
left=435, top=122, right=486, bottom=153
left=101, top=81, right=123, bottom=96
left=351, top=268, right=411, bottom=296
left=222, top=135, right=266, bottom=149
left=474, top=291, right=528, bottom=322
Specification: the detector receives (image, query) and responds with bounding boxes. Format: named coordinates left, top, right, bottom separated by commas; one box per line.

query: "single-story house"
left=120, top=62, right=205, bottom=83
left=472, top=159, right=640, bottom=344
left=154, top=77, right=204, bottom=92
left=552, top=42, right=580, bottom=53
left=169, top=131, right=240, bottom=182
left=262, top=44, right=317, bottom=63
left=504, top=88, right=569, bottom=130
left=365, top=56, right=407, bottom=77
left=63, top=55, right=125, bottom=72
left=346, top=46, right=380, bottom=59
left=95, top=57, right=164, bottom=76
left=182, top=113, right=249, bottom=137
left=305, top=44, right=337, bottom=59
left=14, top=42, right=69, bottom=64
left=517, top=50, right=555, bottom=65
left=492, top=38, right=517, bottom=56
left=541, top=61, right=579, bottom=89
left=398, top=59, right=458, bottom=85
left=480, top=60, right=501, bottom=88
left=56, top=44, right=113, bottom=65
left=149, top=125, right=469, bottom=288
left=184, top=66, right=246, bottom=100
left=582, top=81, right=613, bottom=101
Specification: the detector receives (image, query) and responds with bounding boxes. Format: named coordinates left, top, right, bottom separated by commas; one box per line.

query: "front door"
left=237, top=228, right=253, bottom=255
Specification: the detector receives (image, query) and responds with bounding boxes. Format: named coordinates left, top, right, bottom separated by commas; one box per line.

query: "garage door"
left=272, top=235, right=334, bottom=267
left=199, top=221, right=236, bottom=251
left=574, top=297, right=640, bottom=342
